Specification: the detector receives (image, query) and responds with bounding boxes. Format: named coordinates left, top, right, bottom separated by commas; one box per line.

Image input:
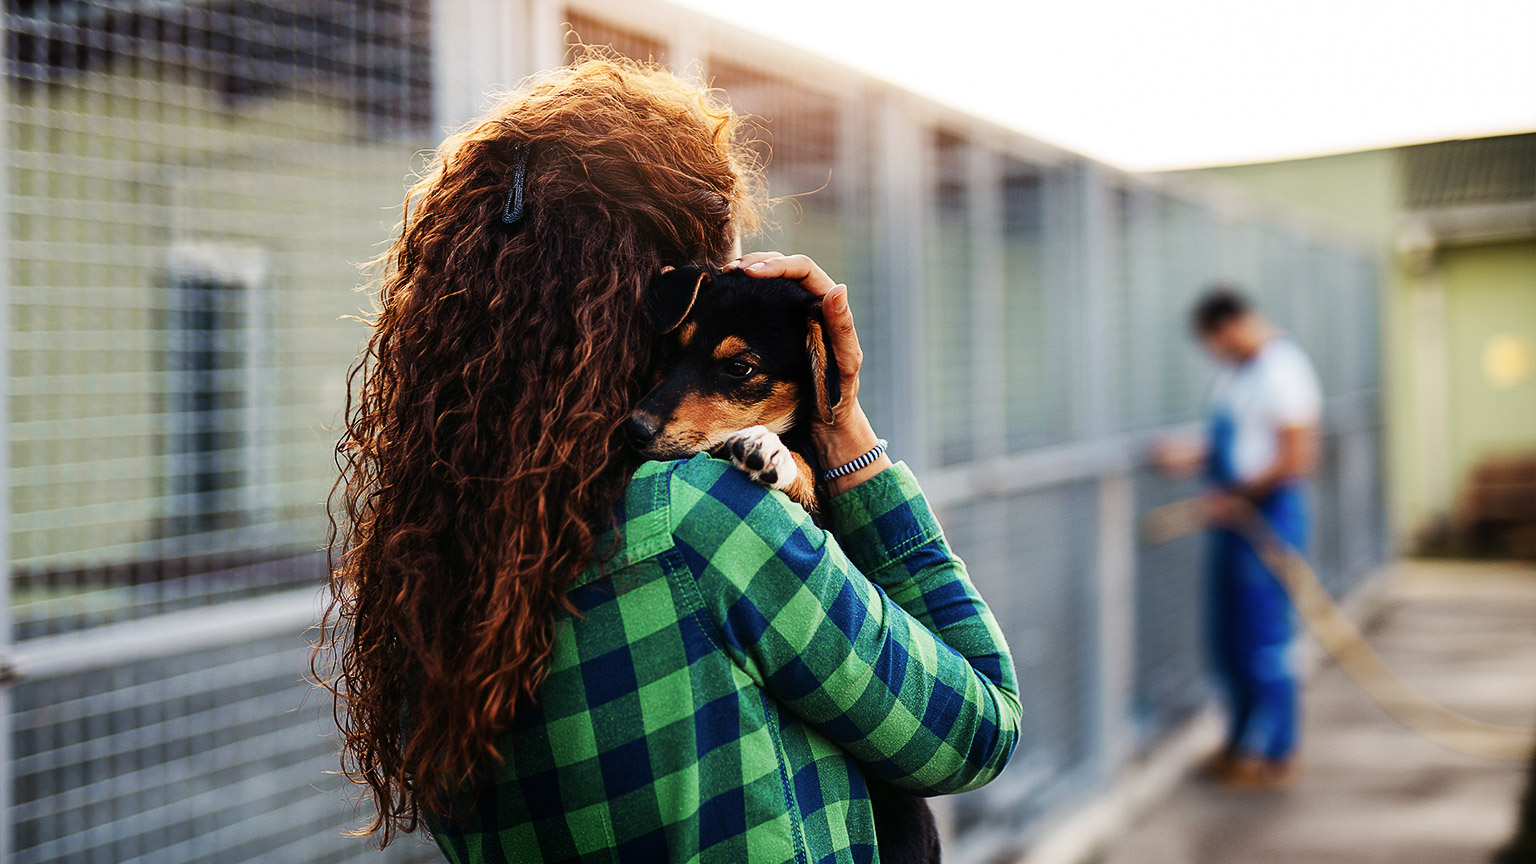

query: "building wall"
left=1200, top=149, right=1401, bottom=240
left=1441, top=239, right=1536, bottom=494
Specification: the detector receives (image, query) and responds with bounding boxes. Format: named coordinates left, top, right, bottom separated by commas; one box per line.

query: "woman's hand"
left=726, top=252, right=891, bottom=493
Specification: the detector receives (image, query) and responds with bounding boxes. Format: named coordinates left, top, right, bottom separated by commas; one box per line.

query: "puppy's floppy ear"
left=646, top=266, right=709, bottom=333
left=806, top=308, right=842, bottom=423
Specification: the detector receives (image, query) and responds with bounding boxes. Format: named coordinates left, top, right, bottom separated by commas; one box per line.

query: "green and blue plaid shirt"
left=426, top=455, right=1021, bottom=863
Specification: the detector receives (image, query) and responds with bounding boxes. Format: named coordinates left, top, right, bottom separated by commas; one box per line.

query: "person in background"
left=1154, top=287, right=1322, bottom=789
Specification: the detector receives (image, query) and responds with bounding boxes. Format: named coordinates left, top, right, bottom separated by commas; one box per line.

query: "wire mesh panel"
left=1256, top=227, right=1308, bottom=353
left=1112, top=187, right=1163, bottom=432
left=1001, top=157, right=1075, bottom=450
left=9, top=631, right=438, bottom=864
left=1214, top=217, right=1263, bottom=301
left=1287, top=243, right=1339, bottom=399
left=1338, top=422, right=1384, bottom=588
left=1314, top=415, right=1389, bottom=598
left=5, top=0, right=433, bottom=637
left=1318, top=247, right=1360, bottom=397
left=939, top=481, right=1100, bottom=842
left=1152, top=196, right=1218, bottom=425
left=706, top=58, right=843, bottom=230
left=1131, top=466, right=1210, bottom=744
left=1351, top=252, right=1382, bottom=391
left=1366, top=419, right=1391, bottom=566
left=926, top=130, right=976, bottom=466
left=1310, top=429, right=1347, bottom=596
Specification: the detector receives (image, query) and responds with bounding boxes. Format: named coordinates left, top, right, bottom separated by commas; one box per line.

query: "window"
left=161, top=244, right=273, bottom=541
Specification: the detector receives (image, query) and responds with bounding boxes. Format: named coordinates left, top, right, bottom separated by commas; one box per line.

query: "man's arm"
left=1233, top=423, right=1320, bottom=501
left=1202, top=424, right=1318, bottom=526
left=1197, top=340, right=1323, bottom=525
left=1233, top=341, right=1323, bottom=502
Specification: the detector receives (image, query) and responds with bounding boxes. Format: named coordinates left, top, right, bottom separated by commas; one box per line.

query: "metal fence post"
left=0, top=11, right=14, bottom=851
left=1079, top=163, right=1137, bottom=775
left=970, top=146, right=1007, bottom=455
left=431, top=0, right=544, bottom=133
left=873, top=94, right=929, bottom=471
left=1125, top=189, right=1163, bottom=430
left=1077, top=163, right=1113, bottom=441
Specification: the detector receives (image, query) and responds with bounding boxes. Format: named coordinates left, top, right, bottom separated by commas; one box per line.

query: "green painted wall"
left=1441, top=239, right=1536, bottom=493
left=1200, top=149, right=1401, bottom=243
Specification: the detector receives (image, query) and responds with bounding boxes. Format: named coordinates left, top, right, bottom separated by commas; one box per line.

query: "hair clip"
left=501, top=146, right=528, bottom=227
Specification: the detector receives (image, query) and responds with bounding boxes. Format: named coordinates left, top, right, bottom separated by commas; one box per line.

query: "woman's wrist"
left=814, top=402, right=891, bottom=495
left=812, top=402, right=878, bottom=464
left=825, top=452, right=893, bottom=496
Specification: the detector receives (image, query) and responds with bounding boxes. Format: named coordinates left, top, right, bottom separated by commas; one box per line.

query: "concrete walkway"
left=1097, top=560, right=1536, bottom=864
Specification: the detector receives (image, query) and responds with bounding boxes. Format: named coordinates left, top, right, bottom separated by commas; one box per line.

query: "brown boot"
left=1220, top=755, right=1268, bottom=789
left=1198, top=750, right=1241, bottom=783
left=1260, top=756, right=1300, bottom=788
left=1222, top=755, right=1299, bottom=791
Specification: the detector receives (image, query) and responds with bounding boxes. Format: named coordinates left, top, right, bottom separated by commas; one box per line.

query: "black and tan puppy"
left=626, top=265, right=836, bottom=510
left=627, top=265, right=941, bottom=864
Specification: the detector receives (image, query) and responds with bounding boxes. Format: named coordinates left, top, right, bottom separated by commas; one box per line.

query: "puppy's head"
left=628, top=266, right=840, bottom=459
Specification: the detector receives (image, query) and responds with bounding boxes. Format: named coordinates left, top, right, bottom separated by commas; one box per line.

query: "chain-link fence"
left=2, top=2, right=1388, bottom=862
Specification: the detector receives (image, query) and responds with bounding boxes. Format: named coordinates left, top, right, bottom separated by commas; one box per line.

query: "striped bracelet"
left=821, top=438, right=889, bottom=481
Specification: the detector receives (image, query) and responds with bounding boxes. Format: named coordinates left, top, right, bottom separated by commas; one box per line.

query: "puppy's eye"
left=724, top=360, right=755, bottom=379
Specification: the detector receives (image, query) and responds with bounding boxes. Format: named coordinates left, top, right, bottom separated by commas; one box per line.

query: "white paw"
left=724, top=425, right=799, bottom=492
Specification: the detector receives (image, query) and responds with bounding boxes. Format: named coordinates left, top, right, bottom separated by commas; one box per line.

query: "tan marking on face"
left=757, top=382, right=801, bottom=434
left=645, top=382, right=802, bottom=456
left=677, top=321, right=697, bottom=347
left=713, top=336, right=750, bottom=361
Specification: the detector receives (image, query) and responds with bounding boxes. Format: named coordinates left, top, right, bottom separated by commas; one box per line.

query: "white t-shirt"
left=1208, top=337, right=1323, bottom=483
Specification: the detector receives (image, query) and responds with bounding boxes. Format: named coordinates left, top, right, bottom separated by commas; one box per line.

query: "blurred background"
left=0, top=1, right=1531, bottom=863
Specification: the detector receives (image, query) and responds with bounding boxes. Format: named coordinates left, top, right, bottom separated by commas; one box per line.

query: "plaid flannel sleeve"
left=827, top=462, right=1017, bottom=710
left=667, top=455, right=1021, bottom=794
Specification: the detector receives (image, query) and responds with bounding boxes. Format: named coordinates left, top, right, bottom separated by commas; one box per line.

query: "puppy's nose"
left=625, top=413, right=660, bottom=445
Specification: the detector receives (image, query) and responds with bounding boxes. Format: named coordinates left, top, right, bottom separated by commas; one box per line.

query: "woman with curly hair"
left=316, top=55, right=1021, bottom=863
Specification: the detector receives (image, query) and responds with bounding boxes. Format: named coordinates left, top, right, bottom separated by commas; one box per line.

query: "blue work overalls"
left=1207, top=410, right=1308, bottom=761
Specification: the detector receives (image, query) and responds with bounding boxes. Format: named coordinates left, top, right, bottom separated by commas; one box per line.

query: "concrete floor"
left=1098, top=560, right=1536, bottom=864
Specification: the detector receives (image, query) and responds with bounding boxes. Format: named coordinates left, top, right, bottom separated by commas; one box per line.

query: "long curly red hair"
left=314, top=56, right=763, bottom=845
